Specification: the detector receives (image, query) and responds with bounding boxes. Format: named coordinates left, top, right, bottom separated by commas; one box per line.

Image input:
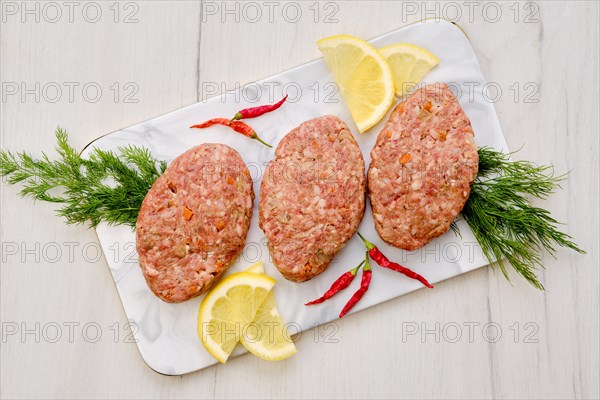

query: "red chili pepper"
left=357, top=232, right=434, bottom=289
left=190, top=117, right=230, bottom=129
left=228, top=121, right=272, bottom=147
left=230, top=95, right=288, bottom=121
left=305, top=260, right=364, bottom=306
left=190, top=118, right=272, bottom=148
left=339, top=254, right=372, bottom=318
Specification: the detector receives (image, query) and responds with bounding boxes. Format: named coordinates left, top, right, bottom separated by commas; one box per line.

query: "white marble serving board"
left=85, top=19, right=508, bottom=375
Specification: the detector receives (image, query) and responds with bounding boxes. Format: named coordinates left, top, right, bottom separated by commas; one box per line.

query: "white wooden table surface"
left=1, top=1, right=598, bottom=399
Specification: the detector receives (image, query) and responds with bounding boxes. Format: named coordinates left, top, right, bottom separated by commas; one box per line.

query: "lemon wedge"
left=241, top=262, right=297, bottom=361
left=378, top=43, right=440, bottom=97
left=240, top=289, right=298, bottom=361
left=317, top=34, right=395, bottom=133
left=245, top=261, right=265, bottom=274
left=197, top=272, right=275, bottom=363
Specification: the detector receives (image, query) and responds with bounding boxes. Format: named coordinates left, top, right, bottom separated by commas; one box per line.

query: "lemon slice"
left=378, top=43, right=440, bottom=97
left=245, top=261, right=265, bottom=274
left=317, top=34, right=395, bottom=133
left=241, top=262, right=297, bottom=361
left=240, top=289, right=298, bottom=361
left=198, top=272, right=275, bottom=363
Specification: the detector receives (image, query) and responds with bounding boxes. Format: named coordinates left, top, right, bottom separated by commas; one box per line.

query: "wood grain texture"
left=1, top=1, right=598, bottom=399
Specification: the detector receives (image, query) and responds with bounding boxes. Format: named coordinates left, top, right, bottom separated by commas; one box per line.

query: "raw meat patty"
left=136, top=144, right=254, bottom=303
left=368, top=83, right=479, bottom=250
left=259, top=115, right=366, bottom=282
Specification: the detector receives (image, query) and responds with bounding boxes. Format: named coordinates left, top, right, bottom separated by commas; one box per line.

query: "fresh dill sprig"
left=0, top=128, right=167, bottom=228
left=461, top=147, right=585, bottom=290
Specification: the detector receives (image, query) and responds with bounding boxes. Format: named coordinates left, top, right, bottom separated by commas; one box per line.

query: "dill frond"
left=0, top=128, right=166, bottom=228
left=461, top=147, right=585, bottom=289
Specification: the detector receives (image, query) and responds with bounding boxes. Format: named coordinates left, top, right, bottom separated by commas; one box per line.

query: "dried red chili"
left=190, top=118, right=272, bottom=148
left=357, top=232, right=434, bottom=289
left=339, top=254, right=372, bottom=318
left=230, top=95, right=288, bottom=121
left=305, top=260, right=364, bottom=306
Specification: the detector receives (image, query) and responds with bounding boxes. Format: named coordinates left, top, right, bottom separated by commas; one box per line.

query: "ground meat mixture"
left=259, top=115, right=366, bottom=282
left=136, top=144, right=254, bottom=302
left=368, top=83, right=479, bottom=250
